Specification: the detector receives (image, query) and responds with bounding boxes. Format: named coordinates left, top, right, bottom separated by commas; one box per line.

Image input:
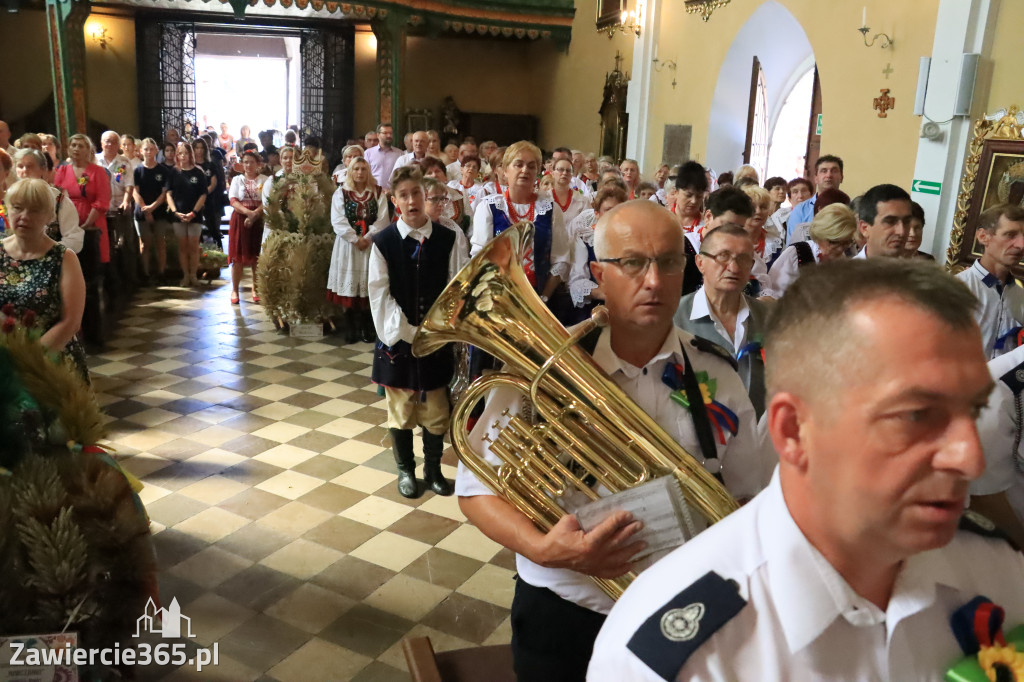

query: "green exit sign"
left=815, top=114, right=823, bottom=136
left=912, top=179, right=941, bottom=195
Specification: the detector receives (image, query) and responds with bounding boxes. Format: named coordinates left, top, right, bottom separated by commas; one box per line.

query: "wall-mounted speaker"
left=954, top=53, right=980, bottom=117
left=914, top=57, right=930, bottom=116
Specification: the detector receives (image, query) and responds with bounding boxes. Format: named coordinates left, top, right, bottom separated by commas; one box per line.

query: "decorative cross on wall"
left=874, top=88, right=895, bottom=118
left=882, top=63, right=893, bottom=79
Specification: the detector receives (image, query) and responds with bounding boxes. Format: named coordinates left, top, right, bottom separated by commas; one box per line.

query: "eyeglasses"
left=426, top=195, right=450, bottom=204
left=698, top=251, right=755, bottom=268
left=597, top=254, right=687, bottom=278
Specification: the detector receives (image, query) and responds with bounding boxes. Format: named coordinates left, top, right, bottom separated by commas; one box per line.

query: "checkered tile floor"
left=93, top=280, right=513, bottom=681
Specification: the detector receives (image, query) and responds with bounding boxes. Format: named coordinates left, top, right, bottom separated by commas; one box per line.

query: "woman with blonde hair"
left=52, top=134, right=112, bottom=264
left=331, top=144, right=364, bottom=185
left=769, top=203, right=858, bottom=296
left=166, top=141, right=208, bottom=288
left=0, top=178, right=88, bottom=380
left=733, top=164, right=760, bottom=187
left=470, top=140, right=570, bottom=322
left=327, top=155, right=389, bottom=342
left=737, top=184, right=779, bottom=297
left=131, top=138, right=170, bottom=283
left=13, top=148, right=83, bottom=254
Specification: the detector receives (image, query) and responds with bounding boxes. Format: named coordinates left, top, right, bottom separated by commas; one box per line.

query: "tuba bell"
left=412, top=223, right=738, bottom=600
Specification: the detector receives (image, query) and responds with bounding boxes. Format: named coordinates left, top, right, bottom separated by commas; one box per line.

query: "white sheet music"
left=573, top=475, right=696, bottom=573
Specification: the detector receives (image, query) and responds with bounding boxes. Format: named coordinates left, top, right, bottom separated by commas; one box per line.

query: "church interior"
left=0, top=0, right=1023, bottom=680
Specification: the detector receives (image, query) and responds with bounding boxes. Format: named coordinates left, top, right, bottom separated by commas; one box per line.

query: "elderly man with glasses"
left=675, top=224, right=770, bottom=417
left=456, top=200, right=768, bottom=682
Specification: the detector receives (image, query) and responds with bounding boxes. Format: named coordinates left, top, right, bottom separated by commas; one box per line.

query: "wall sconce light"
left=858, top=7, right=893, bottom=49
left=685, top=0, right=730, bottom=22
left=652, top=56, right=677, bottom=89
left=89, top=23, right=110, bottom=49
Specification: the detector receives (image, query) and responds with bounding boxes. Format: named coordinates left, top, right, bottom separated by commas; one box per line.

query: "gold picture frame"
left=596, top=0, right=625, bottom=30
left=945, top=105, right=1024, bottom=272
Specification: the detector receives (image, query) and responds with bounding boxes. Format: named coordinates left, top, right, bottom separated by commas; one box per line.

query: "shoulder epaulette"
left=959, top=510, right=1020, bottom=552
left=999, top=362, right=1024, bottom=395
left=627, top=571, right=746, bottom=681
left=689, top=336, right=738, bottom=371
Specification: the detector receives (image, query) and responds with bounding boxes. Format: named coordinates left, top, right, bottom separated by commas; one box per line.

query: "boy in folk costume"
left=368, top=166, right=469, bottom=498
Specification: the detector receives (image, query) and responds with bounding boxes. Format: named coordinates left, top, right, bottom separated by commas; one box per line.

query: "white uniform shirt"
left=455, top=326, right=767, bottom=615
left=367, top=217, right=468, bottom=346
left=689, top=286, right=750, bottom=353
left=957, top=260, right=1024, bottom=359
left=769, top=240, right=821, bottom=297
left=972, top=345, right=1024, bottom=516
left=588, top=472, right=1024, bottom=682
left=95, top=153, right=134, bottom=210
left=469, top=192, right=571, bottom=281
left=392, top=151, right=428, bottom=172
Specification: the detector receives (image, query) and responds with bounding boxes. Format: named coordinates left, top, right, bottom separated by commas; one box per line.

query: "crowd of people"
left=3, top=113, right=1024, bottom=680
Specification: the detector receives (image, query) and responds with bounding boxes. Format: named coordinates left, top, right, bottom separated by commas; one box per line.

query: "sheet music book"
left=573, top=475, right=698, bottom=573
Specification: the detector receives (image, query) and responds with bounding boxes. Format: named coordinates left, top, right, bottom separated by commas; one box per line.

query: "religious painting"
left=596, top=0, right=625, bottom=30
left=405, top=109, right=432, bottom=136
left=946, top=106, right=1024, bottom=272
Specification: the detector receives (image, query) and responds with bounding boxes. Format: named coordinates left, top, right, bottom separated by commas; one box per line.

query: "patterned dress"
left=0, top=241, right=89, bottom=381
left=228, top=174, right=267, bottom=266
left=326, top=186, right=389, bottom=305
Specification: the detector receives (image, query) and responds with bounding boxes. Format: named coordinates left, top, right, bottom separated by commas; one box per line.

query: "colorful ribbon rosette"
left=114, top=164, right=127, bottom=183
left=947, top=596, right=1024, bottom=681
left=661, top=363, right=738, bottom=445
left=995, top=326, right=1024, bottom=352
left=735, top=333, right=765, bottom=364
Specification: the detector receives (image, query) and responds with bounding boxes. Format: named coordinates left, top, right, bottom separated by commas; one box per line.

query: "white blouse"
left=469, top=191, right=570, bottom=281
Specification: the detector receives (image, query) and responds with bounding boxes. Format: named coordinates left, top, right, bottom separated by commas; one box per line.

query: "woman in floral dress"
left=0, top=178, right=88, bottom=381
left=326, top=157, right=389, bottom=343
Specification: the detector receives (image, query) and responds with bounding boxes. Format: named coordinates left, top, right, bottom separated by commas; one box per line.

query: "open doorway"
left=194, top=32, right=301, bottom=153
left=765, top=67, right=815, bottom=180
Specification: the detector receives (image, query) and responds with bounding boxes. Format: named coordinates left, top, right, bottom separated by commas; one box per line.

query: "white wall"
left=705, top=0, right=814, bottom=174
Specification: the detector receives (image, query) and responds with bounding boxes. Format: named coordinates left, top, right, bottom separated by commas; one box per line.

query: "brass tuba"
left=412, top=223, right=738, bottom=600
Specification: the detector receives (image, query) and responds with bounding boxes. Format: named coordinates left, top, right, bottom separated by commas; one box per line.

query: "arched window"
left=744, top=57, right=769, bottom=182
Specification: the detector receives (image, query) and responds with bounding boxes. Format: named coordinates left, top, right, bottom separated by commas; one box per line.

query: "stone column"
left=45, top=0, right=89, bottom=142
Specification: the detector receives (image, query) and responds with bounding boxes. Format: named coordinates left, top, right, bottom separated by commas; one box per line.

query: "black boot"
left=390, top=428, right=419, bottom=498
left=360, top=309, right=377, bottom=344
left=422, top=431, right=453, bottom=496
left=343, top=309, right=358, bottom=344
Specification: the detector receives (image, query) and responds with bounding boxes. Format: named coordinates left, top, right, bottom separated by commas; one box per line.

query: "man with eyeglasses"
left=675, top=224, right=769, bottom=417
left=681, top=186, right=753, bottom=296
left=456, top=200, right=767, bottom=682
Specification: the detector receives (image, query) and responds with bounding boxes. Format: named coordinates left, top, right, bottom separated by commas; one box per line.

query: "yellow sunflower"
left=979, top=645, right=1024, bottom=681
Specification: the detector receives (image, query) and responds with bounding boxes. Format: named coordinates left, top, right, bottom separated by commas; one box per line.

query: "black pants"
left=510, top=578, right=607, bottom=682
